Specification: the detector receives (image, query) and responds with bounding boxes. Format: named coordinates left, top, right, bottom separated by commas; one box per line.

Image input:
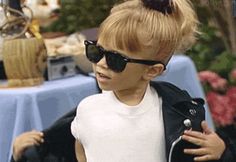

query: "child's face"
left=92, top=40, right=151, bottom=92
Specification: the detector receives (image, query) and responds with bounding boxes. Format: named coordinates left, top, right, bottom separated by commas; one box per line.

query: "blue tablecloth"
left=0, top=75, right=99, bottom=162
left=0, top=55, right=214, bottom=162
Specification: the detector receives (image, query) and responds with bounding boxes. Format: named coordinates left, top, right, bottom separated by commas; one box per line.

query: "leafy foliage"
left=186, top=2, right=236, bottom=80
left=42, top=0, right=120, bottom=34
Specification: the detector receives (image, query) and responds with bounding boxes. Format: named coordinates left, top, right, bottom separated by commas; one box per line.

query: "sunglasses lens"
left=85, top=40, right=127, bottom=73
left=106, top=52, right=126, bottom=72
left=86, top=44, right=103, bottom=63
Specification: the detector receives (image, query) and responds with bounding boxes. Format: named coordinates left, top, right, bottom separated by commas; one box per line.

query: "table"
left=153, top=55, right=214, bottom=129
left=0, top=75, right=99, bottom=162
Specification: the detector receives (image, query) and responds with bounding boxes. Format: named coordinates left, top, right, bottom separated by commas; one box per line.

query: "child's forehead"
left=97, top=38, right=155, bottom=60
left=97, top=27, right=142, bottom=56
left=97, top=39, right=132, bottom=56
left=97, top=38, right=118, bottom=51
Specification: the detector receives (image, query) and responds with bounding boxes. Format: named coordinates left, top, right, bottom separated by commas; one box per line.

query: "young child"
left=71, top=0, right=235, bottom=162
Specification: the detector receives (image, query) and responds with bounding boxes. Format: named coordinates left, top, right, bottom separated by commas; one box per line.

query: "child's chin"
left=98, top=83, right=112, bottom=92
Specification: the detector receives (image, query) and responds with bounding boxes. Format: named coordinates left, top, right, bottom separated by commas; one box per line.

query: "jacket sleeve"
left=216, top=130, right=236, bottom=162
left=10, top=109, right=77, bottom=162
left=10, top=156, right=16, bottom=162
left=10, top=155, right=27, bottom=162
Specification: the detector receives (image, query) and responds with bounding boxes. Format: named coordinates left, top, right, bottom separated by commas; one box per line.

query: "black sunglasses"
left=84, top=40, right=166, bottom=73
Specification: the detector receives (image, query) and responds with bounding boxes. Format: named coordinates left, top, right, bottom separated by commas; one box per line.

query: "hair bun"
left=142, top=0, right=173, bottom=14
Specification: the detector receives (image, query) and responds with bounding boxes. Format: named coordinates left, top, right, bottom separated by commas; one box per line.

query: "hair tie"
left=142, top=0, right=173, bottom=14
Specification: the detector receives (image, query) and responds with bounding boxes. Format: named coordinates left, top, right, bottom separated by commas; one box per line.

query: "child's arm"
left=12, top=130, right=44, bottom=161
left=182, top=121, right=225, bottom=161
left=75, top=139, right=86, bottom=162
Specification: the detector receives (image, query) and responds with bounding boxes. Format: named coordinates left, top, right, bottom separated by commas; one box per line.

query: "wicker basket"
left=2, top=38, right=47, bottom=87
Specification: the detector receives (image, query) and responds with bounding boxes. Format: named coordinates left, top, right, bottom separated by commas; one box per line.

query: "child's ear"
left=143, top=64, right=165, bottom=81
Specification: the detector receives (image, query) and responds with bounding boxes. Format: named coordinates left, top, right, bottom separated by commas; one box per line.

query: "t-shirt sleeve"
left=71, top=106, right=81, bottom=140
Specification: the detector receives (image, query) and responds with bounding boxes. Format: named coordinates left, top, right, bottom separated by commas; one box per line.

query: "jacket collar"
left=150, top=81, right=193, bottom=106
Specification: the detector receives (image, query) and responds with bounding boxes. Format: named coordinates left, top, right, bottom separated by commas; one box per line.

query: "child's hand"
left=13, top=130, right=44, bottom=161
left=182, top=121, right=226, bottom=161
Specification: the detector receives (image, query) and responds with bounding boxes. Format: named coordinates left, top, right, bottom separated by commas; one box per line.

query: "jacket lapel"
left=150, top=81, right=205, bottom=161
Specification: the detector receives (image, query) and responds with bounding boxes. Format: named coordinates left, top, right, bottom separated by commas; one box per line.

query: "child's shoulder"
left=77, top=92, right=111, bottom=111
left=80, top=92, right=106, bottom=104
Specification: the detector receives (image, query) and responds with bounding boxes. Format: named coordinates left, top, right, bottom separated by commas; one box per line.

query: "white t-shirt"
left=71, top=85, right=166, bottom=162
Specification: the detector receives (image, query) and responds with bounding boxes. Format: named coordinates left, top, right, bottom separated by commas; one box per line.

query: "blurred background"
left=41, top=0, right=120, bottom=34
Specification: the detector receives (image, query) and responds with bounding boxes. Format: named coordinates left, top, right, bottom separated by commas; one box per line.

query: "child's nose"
left=96, top=56, right=108, bottom=69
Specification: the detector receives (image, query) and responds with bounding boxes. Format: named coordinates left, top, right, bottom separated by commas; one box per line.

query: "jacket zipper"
left=168, top=136, right=182, bottom=162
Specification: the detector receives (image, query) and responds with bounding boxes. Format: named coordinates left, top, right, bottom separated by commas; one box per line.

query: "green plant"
left=192, top=0, right=236, bottom=56
left=187, top=1, right=236, bottom=79
left=42, top=0, right=120, bottom=34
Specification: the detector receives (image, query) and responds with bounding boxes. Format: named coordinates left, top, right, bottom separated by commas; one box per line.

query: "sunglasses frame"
left=84, top=40, right=166, bottom=72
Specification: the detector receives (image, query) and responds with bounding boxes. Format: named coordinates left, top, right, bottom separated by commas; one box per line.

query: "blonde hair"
left=98, top=0, right=199, bottom=63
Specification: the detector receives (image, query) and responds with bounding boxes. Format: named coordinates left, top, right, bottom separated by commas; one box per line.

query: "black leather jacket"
left=11, top=108, right=77, bottom=162
left=11, top=81, right=236, bottom=162
left=151, top=81, right=236, bottom=162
